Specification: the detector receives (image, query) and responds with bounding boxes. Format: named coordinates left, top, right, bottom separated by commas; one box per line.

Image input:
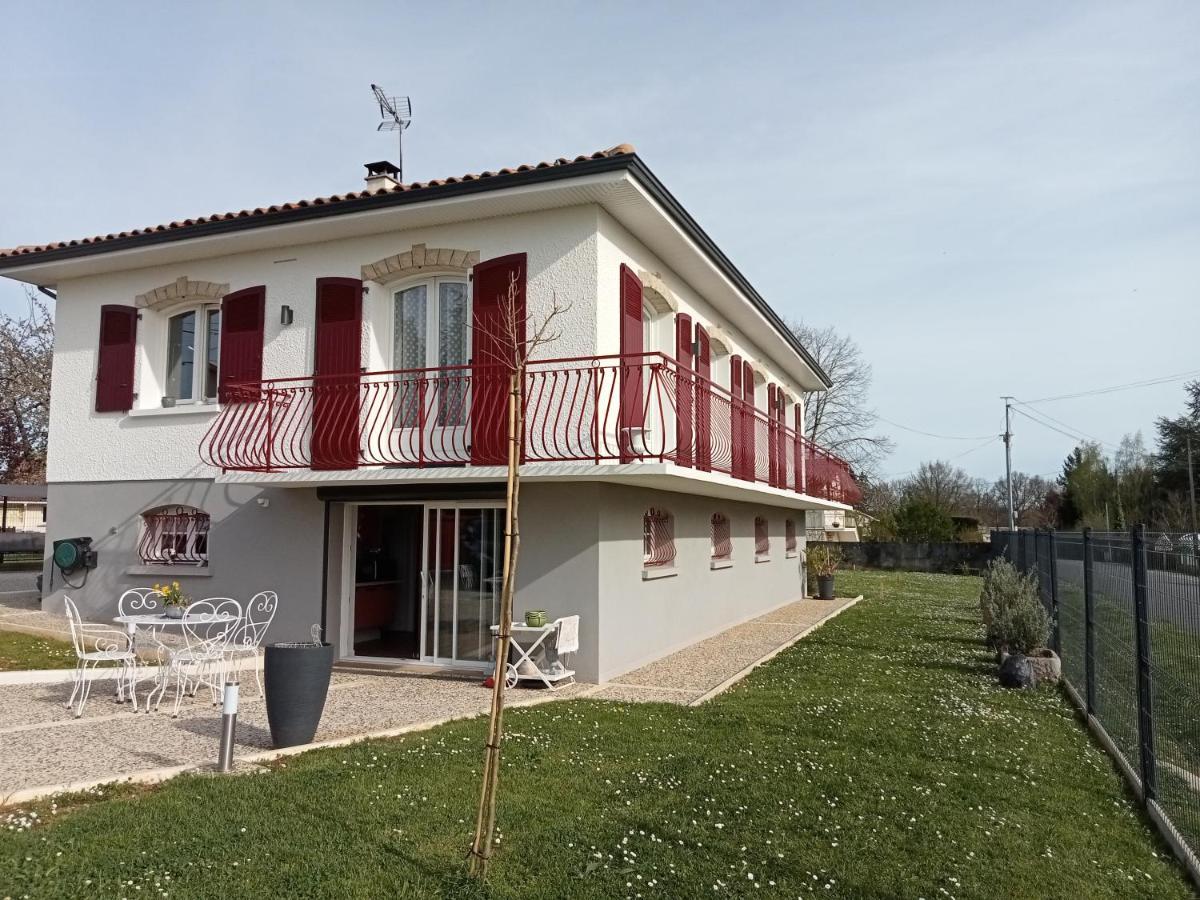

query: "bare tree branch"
left=0, top=288, right=53, bottom=483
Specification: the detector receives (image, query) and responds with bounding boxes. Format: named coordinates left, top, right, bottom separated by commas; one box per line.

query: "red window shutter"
left=619, top=264, right=645, bottom=461
left=95, top=304, right=138, bottom=412
left=471, top=253, right=527, bottom=465
left=767, top=383, right=778, bottom=487
left=694, top=324, right=711, bottom=472
left=312, top=277, right=363, bottom=470
left=729, top=355, right=743, bottom=479
left=794, top=403, right=805, bottom=493
left=742, top=360, right=756, bottom=482
left=674, top=313, right=693, bottom=468
left=217, top=286, right=265, bottom=403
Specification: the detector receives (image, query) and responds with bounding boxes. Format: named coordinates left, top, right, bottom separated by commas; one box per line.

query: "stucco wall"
left=594, top=483, right=806, bottom=681
left=42, top=480, right=325, bottom=644
left=47, top=205, right=600, bottom=484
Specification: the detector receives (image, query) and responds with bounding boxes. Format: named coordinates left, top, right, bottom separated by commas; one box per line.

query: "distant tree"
left=0, top=289, right=53, bottom=483
left=1112, top=432, right=1156, bottom=528
left=990, top=472, right=1055, bottom=527
left=1057, top=443, right=1114, bottom=529
left=1153, top=381, right=1200, bottom=529
left=888, top=499, right=956, bottom=542
left=902, top=461, right=973, bottom=515
left=790, top=321, right=893, bottom=474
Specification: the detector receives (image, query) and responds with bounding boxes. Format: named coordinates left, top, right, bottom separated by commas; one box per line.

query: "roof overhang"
left=0, top=153, right=831, bottom=389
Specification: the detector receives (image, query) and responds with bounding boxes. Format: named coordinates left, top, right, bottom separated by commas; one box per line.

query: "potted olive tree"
left=980, top=559, right=1057, bottom=688
left=807, top=544, right=843, bottom=600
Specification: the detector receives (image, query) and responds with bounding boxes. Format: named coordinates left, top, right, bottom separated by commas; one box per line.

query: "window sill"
left=128, top=404, right=221, bottom=419
left=710, top=559, right=733, bottom=570
left=641, top=566, right=678, bottom=581
left=755, top=555, right=771, bottom=564
left=125, top=564, right=212, bottom=578
left=786, top=551, right=798, bottom=559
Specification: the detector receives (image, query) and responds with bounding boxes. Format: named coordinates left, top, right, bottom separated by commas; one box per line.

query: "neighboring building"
left=0, top=144, right=860, bottom=683
left=806, top=509, right=866, bottom=542
left=0, top=484, right=47, bottom=533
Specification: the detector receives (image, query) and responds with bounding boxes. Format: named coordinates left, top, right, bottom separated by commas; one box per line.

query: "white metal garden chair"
left=222, top=590, right=278, bottom=697
left=150, top=598, right=241, bottom=717
left=63, top=596, right=139, bottom=717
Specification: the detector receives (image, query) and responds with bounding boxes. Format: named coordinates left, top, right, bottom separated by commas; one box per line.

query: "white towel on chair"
left=555, top=615, right=580, bottom=655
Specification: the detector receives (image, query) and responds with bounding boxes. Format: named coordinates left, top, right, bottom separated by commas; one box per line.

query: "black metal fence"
left=993, top=527, right=1200, bottom=884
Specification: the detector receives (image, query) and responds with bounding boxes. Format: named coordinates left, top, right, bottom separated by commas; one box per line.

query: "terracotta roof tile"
left=0, top=143, right=636, bottom=261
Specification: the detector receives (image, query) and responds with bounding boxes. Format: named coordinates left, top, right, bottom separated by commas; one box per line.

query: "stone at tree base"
left=998, top=652, right=1038, bottom=689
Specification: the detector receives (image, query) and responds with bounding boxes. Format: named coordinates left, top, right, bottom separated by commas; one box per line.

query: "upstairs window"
left=785, top=519, right=798, bottom=558
left=139, top=505, right=210, bottom=566
left=643, top=508, right=676, bottom=570
left=711, top=513, right=732, bottom=567
left=165, top=306, right=221, bottom=404
left=754, top=516, right=770, bottom=562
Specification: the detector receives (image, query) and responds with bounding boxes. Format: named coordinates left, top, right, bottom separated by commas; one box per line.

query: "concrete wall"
left=595, top=483, right=806, bottom=681
left=820, top=540, right=995, bottom=575
left=42, top=480, right=325, bottom=644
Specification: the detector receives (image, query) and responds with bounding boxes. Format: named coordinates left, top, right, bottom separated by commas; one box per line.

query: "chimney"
left=364, top=160, right=401, bottom=192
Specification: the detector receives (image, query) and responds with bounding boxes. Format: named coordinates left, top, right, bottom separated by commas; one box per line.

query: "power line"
left=876, top=435, right=999, bottom=480
left=1011, top=406, right=1113, bottom=449
left=875, top=415, right=995, bottom=441
left=1020, top=368, right=1200, bottom=405
left=1010, top=400, right=1111, bottom=448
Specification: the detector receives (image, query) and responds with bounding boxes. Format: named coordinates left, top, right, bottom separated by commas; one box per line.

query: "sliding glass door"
left=423, top=505, right=503, bottom=666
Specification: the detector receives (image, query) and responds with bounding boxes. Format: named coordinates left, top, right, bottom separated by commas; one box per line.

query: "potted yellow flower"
left=153, top=581, right=190, bottom=618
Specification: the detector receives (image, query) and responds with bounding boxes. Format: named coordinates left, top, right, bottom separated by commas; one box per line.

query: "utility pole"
left=1002, top=397, right=1015, bottom=530
left=1188, top=435, right=1197, bottom=536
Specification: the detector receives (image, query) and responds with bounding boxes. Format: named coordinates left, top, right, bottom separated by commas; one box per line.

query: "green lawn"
left=0, top=628, right=75, bottom=670
left=1, top=571, right=1194, bottom=898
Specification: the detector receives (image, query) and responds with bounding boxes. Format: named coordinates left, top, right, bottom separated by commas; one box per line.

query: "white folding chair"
left=223, top=591, right=278, bottom=697
left=549, top=615, right=579, bottom=689
left=151, top=598, right=241, bottom=717
left=63, top=596, right=138, bottom=717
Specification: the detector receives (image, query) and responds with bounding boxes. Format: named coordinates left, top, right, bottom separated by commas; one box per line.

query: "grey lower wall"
left=43, top=479, right=325, bottom=644
left=818, top=540, right=996, bottom=574
left=596, top=484, right=808, bottom=682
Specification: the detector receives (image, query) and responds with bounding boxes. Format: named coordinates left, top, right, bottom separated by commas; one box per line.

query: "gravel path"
left=593, top=595, right=858, bottom=705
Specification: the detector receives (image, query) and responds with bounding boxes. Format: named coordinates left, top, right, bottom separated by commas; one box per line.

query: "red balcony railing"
left=200, top=353, right=861, bottom=506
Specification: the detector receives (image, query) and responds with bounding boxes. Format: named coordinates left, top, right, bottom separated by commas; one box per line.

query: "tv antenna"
left=370, top=84, right=413, bottom=182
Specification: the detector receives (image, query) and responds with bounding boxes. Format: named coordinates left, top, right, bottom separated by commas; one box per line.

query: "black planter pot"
left=817, top=575, right=836, bottom=600
left=264, top=642, right=334, bottom=748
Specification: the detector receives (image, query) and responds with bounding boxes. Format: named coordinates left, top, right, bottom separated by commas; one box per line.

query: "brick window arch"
left=139, top=505, right=210, bottom=566
left=754, top=516, right=770, bottom=562
left=711, top=513, right=732, bottom=563
left=643, top=508, right=676, bottom=569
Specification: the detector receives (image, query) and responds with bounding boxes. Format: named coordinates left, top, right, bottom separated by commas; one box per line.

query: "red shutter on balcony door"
left=742, top=360, right=755, bottom=482
left=95, top=305, right=138, bottom=413
left=618, top=264, right=644, bottom=462
left=729, top=355, right=743, bottom=479
left=767, top=383, right=778, bottom=487
left=675, top=313, right=693, bottom=468
left=471, top=253, right=526, bottom=465
left=794, top=403, right=805, bottom=493
left=312, top=277, right=363, bottom=470
left=217, top=286, right=265, bottom=403
left=694, top=324, right=711, bottom=471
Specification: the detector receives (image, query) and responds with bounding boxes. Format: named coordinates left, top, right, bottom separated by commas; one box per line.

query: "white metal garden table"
left=113, top=612, right=237, bottom=708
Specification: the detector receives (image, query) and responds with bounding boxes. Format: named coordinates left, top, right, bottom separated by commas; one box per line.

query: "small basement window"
left=785, top=519, right=798, bottom=558
left=754, top=516, right=770, bottom=562
left=710, top=513, right=732, bottom=569
left=139, top=505, right=210, bottom=566
left=642, top=508, right=676, bottom=578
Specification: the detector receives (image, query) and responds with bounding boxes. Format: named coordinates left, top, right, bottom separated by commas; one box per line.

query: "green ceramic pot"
left=525, top=609, right=548, bottom=628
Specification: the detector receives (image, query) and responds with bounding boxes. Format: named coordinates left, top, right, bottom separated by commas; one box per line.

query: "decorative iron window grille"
left=139, top=505, right=210, bottom=565
left=785, top=519, right=797, bottom=553
left=643, top=508, right=676, bottom=568
left=754, top=516, right=770, bottom=558
left=711, top=513, right=732, bottom=560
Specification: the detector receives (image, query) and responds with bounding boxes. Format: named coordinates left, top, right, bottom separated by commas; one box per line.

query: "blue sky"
left=1, top=1, right=1197, bottom=481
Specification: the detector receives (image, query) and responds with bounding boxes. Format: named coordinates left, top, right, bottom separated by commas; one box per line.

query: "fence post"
left=1048, top=529, right=1060, bottom=653
left=1082, top=527, right=1096, bottom=716
left=1131, top=523, right=1157, bottom=802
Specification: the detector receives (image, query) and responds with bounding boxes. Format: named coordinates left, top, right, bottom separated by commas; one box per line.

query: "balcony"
left=200, top=354, right=861, bottom=507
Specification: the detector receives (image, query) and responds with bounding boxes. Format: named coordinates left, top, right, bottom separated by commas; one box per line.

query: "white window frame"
left=388, top=273, right=472, bottom=372
left=162, top=302, right=221, bottom=406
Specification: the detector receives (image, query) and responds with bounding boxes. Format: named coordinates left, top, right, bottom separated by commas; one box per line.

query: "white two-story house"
left=0, top=144, right=860, bottom=683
